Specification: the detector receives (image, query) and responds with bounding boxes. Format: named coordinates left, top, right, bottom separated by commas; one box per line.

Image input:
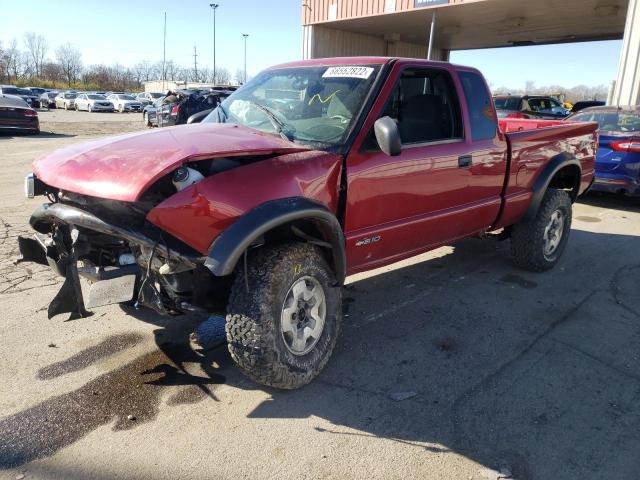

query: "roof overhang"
left=313, top=0, right=628, bottom=50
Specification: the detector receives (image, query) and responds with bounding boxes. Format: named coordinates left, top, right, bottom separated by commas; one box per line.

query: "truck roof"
left=270, top=56, right=468, bottom=70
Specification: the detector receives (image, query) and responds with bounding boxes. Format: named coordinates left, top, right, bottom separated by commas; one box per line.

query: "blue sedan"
left=567, top=106, right=640, bottom=195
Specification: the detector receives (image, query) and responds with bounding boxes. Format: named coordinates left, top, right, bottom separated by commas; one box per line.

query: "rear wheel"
left=64, top=103, right=68, bottom=110
left=226, top=243, right=342, bottom=389
left=88, top=104, right=92, bottom=112
left=510, top=188, right=572, bottom=271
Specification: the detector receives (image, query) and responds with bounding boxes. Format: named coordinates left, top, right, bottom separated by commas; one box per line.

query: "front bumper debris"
left=17, top=202, right=204, bottom=319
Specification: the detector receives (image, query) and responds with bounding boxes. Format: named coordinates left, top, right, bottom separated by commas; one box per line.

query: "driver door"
left=344, top=63, right=505, bottom=273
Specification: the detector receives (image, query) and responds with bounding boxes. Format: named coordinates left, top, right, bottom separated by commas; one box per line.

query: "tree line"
left=492, top=80, right=609, bottom=104
left=0, top=32, right=245, bottom=92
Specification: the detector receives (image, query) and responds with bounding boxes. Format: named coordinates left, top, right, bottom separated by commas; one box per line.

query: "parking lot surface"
left=1, top=111, right=639, bottom=480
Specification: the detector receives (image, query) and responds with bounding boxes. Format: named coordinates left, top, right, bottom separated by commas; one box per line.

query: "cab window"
left=458, top=70, right=497, bottom=141
left=380, top=68, right=463, bottom=145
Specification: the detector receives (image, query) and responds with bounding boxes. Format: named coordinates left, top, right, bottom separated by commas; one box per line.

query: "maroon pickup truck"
left=19, top=57, right=597, bottom=389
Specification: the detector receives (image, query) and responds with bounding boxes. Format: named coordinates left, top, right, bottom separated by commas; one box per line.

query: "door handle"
left=458, top=155, right=472, bottom=168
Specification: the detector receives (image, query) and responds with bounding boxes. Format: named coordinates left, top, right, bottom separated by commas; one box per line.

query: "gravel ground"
left=1, top=110, right=639, bottom=479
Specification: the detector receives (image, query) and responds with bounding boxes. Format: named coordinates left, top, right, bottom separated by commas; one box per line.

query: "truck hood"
left=33, top=123, right=309, bottom=202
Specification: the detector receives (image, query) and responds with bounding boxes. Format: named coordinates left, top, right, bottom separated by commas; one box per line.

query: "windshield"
left=569, top=110, right=640, bottom=134
left=203, top=64, right=381, bottom=147
left=64, top=93, right=77, bottom=99
left=88, top=94, right=105, bottom=100
left=2, top=87, right=19, bottom=94
left=150, top=92, right=163, bottom=98
left=17, top=88, right=32, bottom=95
left=119, top=95, right=136, bottom=100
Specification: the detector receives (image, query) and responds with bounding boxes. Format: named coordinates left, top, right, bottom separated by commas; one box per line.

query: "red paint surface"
left=33, top=123, right=308, bottom=202
left=147, top=150, right=342, bottom=254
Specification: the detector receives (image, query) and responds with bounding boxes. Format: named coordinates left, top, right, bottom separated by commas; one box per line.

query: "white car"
left=107, top=94, right=143, bottom=113
left=74, top=94, right=115, bottom=112
left=54, top=92, right=77, bottom=110
left=136, top=92, right=164, bottom=106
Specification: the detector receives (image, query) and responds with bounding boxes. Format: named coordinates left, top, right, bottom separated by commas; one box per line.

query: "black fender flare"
left=524, top=152, right=581, bottom=221
left=204, top=197, right=346, bottom=284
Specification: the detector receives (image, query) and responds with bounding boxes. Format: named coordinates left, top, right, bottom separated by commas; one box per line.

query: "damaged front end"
left=18, top=192, right=226, bottom=319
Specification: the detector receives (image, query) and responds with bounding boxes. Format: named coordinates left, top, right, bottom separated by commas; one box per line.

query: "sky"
left=0, top=0, right=623, bottom=89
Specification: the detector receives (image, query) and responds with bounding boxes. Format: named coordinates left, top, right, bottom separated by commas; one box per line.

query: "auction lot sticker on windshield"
left=323, top=66, right=374, bottom=79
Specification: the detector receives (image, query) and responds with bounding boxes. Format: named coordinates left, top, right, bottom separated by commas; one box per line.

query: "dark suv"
left=494, top=95, right=570, bottom=119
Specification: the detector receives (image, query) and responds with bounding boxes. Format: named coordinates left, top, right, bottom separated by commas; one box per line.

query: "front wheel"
left=510, top=188, right=572, bottom=271
left=64, top=103, right=68, bottom=110
left=226, top=243, right=342, bottom=389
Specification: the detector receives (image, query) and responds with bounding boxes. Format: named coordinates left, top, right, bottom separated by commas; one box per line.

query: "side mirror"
left=374, top=116, right=401, bottom=156
left=187, top=108, right=214, bottom=124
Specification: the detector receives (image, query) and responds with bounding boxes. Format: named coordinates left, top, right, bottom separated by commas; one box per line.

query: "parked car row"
left=0, top=85, right=161, bottom=113
left=142, top=87, right=235, bottom=128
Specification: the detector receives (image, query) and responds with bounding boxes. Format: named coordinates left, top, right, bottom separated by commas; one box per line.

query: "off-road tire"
left=226, top=243, right=342, bottom=389
left=511, top=188, right=572, bottom=271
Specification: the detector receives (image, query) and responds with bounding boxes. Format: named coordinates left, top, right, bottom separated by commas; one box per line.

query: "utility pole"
left=162, top=11, right=167, bottom=91
left=242, top=33, right=249, bottom=84
left=193, top=46, right=199, bottom=83
left=210, top=4, right=219, bottom=84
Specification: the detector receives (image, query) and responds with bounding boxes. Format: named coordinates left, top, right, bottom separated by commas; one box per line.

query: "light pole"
left=242, top=33, right=249, bottom=84
left=210, top=3, right=219, bottom=84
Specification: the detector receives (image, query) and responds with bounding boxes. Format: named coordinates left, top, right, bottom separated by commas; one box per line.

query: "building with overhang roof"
left=301, top=0, right=639, bottom=105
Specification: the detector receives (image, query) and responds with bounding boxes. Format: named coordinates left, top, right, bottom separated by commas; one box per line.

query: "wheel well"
left=257, top=219, right=343, bottom=282
left=549, top=164, right=581, bottom=201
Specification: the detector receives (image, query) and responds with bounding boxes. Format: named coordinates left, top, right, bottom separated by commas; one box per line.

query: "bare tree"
left=56, top=43, right=82, bottom=87
left=3, top=39, right=22, bottom=82
left=215, top=67, right=231, bottom=85
left=524, top=80, right=535, bottom=94
left=42, top=62, right=64, bottom=82
left=198, top=67, right=211, bottom=83
left=134, top=61, right=155, bottom=84
left=24, top=32, right=48, bottom=78
left=0, top=41, right=5, bottom=82
left=233, top=68, right=245, bottom=85
left=165, top=60, right=180, bottom=80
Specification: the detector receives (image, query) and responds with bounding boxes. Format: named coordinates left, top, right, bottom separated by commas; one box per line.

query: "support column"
left=612, top=0, right=639, bottom=106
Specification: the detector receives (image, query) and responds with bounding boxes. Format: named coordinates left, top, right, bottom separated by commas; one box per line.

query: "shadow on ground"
left=2, top=229, right=640, bottom=479
left=578, top=191, right=640, bottom=213
left=0, top=131, right=75, bottom=140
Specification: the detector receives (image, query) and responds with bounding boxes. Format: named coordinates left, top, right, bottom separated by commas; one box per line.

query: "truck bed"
left=498, top=118, right=568, bottom=133
left=494, top=118, right=598, bottom=229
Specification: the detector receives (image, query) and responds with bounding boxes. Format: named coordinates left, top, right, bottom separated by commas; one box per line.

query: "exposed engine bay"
left=18, top=155, right=276, bottom=319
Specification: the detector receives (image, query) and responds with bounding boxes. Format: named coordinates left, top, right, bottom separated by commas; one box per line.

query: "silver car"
left=55, top=92, right=77, bottom=110
left=136, top=92, right=164, bottom=107
left=107, top=94, right=143, bottom=113
left=75, top=94, right=115, bottom=112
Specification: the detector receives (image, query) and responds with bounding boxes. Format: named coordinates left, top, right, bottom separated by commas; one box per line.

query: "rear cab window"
left=458, top=70, right=497, bottom=141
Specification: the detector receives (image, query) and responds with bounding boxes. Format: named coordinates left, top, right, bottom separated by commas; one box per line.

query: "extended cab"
left=18, top=57, right=597, bottom=389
